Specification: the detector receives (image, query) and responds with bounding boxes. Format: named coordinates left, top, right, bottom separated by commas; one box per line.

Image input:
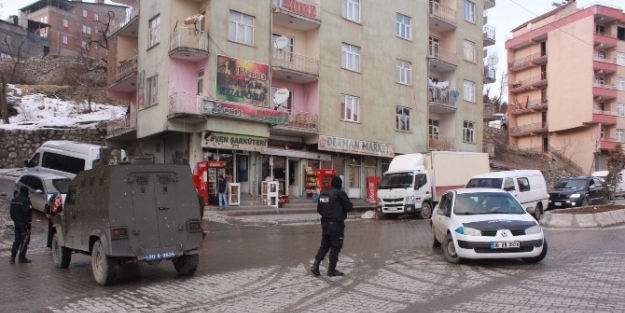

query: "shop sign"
left=318, top=135, right=394, bottom=158
left=202, top=132, right=268, bottom=152
left=216, top=55, right=269, bottom=107
left=201, top=100, right=289, bottom=125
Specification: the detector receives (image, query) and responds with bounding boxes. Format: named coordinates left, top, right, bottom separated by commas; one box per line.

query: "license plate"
left=490, top=241, right=520, bottom=249
left=554, top=202, right=562, bottom=206
left=144, top=251, right=176, bottom=261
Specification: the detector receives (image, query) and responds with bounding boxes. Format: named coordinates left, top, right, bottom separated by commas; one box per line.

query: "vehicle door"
left=432, top=192, right=453, bottom=242
left=514, top=177, right=533, bottom=209
left=23, top=175, right=46, bottom=212
left=128, top=174, right=161, bottom=249
left=588, top=178, right=605, bottom=204
left=152, top=172, right=185, bottom=248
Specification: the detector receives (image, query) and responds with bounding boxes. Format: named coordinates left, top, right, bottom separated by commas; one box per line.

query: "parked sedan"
left=548, top=176, right=608, bottom=209
left=14, top=172, right=71, bottom=213
left=431, top=188, right=547, bottom=264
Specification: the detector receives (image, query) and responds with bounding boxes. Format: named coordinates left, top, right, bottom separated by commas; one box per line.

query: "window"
left=40, top=16, right=47, bottom=23
left=463, top=0, right=475, bottom=23
left=83, top=9, right=88, bottom=18
left=595, top=76, right=605, bottom=86
left=148, top=15, right=161, bottom=48
left=617, top=129, right=624, bottom=143
left=41, top=152, right=86, bottom=175
left=147, top=75, right=158, bottom=106
left=596, top=24, right=605, bottom=34
left=463, top=80, right=475, bottom=102
left=197, top=70, right=204, bottom=95
left=396, top=106, right=410, bottom=131
left=81, top=41, right=88, bottom=49
left=94, top=13, right=99, bottom=21
left=62, top=35, right=68, bottom=45
left=503, top=178, right=516, bottom=191
left=429, top=36, right=439, bottom=58
left=597, top=50, right=606, bottom=60
left=463, top=121, right=475, bottom=143
left=63, top=19, right=68, bottom=27
left=396, top=60, right=411, bottom=85
left=342, top=0, right=360, bottom=23
left=463, top=40, right=475, bottom=62
left=617, top=52, right=625, bottom=66
left=341, top=94, right=359, bottom=122
left=229, top=11, right=254, bottom=45
left=618, top=103, right=625, bottom=117
left=429, top=119, right=439, bottom=139
left=396, top=13, right=411, bottom=39
left=617, top=77, right=625, bottom=91
left=517, top=177, right=530, bottom=192
left=341, top=43, right=360, bottom=72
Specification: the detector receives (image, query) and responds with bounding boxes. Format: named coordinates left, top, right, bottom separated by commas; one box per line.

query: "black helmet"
left=19, top=186, right=29, bottom=195
left=331, top=176, right=342, bottom=189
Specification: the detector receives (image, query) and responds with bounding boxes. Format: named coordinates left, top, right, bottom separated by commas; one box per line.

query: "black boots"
left=18, top=258, right=32, bottom=264
left=327, top=263, right=344, bottom=277
left=311, top=259, right=321, bottom=276
left=9, top=255, right=15, bottom=264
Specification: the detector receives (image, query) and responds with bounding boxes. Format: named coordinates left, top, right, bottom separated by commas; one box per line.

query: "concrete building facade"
left=506, top=1, right=625, bottom=174
left=105, top=0, right=495, bottom=201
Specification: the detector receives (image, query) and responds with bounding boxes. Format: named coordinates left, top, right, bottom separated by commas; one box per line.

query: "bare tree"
left=0, top=37, right=25, bottom=124
left=605, top=143, right=625, bottom=204
left=82, top=11, right=116, bottom=72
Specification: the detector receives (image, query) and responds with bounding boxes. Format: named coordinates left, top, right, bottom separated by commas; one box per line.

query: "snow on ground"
left=0, top=85, right=126, bottom=130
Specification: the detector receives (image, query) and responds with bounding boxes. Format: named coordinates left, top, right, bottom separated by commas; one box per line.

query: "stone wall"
left=0, top=129, right=103, bottom=169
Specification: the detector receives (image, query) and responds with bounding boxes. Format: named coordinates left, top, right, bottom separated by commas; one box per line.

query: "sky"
left=0, top=85, right=126, bottom=130
left=1, top=0, right=624, bottom=103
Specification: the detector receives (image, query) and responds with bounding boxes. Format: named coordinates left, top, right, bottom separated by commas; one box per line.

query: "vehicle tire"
left=173, top=254, right=199, bottom=276
left=442, top=233, right=462, bottom=264
left=533, top=203, right=543, bottom=221
left=91, top=240, right=116, bottom=286
left=417, top=202, right=433, bottom=219
left=522, top=239, right=548, bottom=263
left=580, top=198, right=589, bottom=207
left=431, top=225, right=441, bottom=248
left=51, top=233, right=71, bottom=269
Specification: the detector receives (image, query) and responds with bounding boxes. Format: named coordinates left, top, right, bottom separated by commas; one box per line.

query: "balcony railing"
left=593, top=82, right=616, bottom=89
left=511, top=122, right=548, bottom=136
left=273, top=0, right=320, bottom=20
left=272, top=49, right=319, bottom=76
left=116, top=55, right=138, bottom=82
left=484, top=66, right=496, bottom=82
left=428, top=84, right=457, bottom=109
left=594, top=54, right=615, bottom=63
left=168, top=92, right=202, bottom=116
left=282, top=109, right=318, bottom=131
left=593, top=109, right=618, bottom=116
left=110, top=0, right=139, bottom=35
left=429, top=136, right=454, bottom=150
left=483, top=25, right=496, bottom=41
left=106, top=113, right=136, bottom=138
left=429, top=46, right=456, bottom=65
left=429, top=1, right=457, bottom=25
left=170, top=27, right=208, bottom=53
left=509, top=74, right=547, bottom=92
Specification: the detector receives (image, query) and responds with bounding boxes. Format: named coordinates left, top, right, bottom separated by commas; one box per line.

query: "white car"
left=431, top=188, right=547, bottom=264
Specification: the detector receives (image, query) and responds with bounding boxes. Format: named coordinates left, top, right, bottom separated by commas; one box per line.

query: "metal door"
left=129, top=174, right=160, bottom=249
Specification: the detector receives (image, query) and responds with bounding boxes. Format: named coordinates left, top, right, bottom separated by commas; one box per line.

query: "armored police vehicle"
left=51, top=159, right=204, bottom=286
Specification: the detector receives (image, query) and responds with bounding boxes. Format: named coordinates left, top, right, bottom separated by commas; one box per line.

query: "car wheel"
left=173, top=254, right=199, bottom=276
left=581, top=198, right=589, bottom=207
left=431, top=225, right=441, bottom=248
left=91, top=240, right=116, bottom=286
left=442, top=233, right=462, bottom=264
left=522, top=239, right=548, bottom=263
left=52, top=233, right=71, bottom=269
left=533, top=203, right=543, bottom=221
left=418, top=202, right=433, bottom=219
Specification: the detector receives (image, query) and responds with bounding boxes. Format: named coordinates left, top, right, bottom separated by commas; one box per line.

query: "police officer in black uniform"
left=311, top=176, right=353, bottom=277
left=10, top=186, right=33, bottom=264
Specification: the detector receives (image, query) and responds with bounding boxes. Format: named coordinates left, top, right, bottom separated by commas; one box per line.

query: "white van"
left=24, top=141, right=106, bottom=179
left=465, top=170, right=549, bottom=220
left=592, top=170, right=625, bottom=198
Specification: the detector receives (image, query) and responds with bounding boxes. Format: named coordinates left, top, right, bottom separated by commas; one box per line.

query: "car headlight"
left=405, top=196, right=414, bottom=204
left=525, top=225, right=542, bottom=235
left=455, top=226, right=481, bottom=236
left=569, top=193, right=581, bottom=199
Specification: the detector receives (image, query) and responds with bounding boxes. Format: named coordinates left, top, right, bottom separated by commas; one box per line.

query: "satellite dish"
left=526, top=22, right=533, bottom=30
left=273, top=36, right=289, bottom=50
left=487, top=55, right=499, bottom=65
left=273, top=88, right=290, bottom=105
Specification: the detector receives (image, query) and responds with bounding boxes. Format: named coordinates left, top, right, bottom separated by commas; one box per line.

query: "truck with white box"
left=377, top=151, right=490, bottom=219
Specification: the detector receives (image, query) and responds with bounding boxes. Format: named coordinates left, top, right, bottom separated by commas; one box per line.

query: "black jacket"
left=317, top=188, right=353, bottom=222
left=10, top=194, right=33, bottom=224
left=218, top=179, right=227, bottom=193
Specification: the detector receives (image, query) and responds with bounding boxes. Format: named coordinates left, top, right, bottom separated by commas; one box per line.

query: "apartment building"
left=105, top=0, right=495, bottom=200
left=19, top=0, right=127, bottom=58
left=506, top=1, right=625, bottom=174
left=0, top=14, right=50, bottom=58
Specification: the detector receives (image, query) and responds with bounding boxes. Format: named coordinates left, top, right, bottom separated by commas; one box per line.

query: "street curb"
left=541, top=209, right=625, bottom=228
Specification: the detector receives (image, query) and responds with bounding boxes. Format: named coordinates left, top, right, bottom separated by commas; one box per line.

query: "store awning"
left=261, top=148, right=331, bottom=161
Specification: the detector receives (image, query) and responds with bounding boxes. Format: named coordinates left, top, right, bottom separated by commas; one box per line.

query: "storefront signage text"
left=318, top=135, right=394, bottom=158
left=202, top=132, right=268, bottom=152
left=216, top=55, right=269, bottom=107
left=202, top=100, right=288, bottom=125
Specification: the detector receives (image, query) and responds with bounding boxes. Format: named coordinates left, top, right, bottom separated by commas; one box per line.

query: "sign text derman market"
left=318, top=135, right=394, bottom=158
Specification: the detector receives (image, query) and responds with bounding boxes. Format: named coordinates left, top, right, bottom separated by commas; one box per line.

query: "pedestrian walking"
left=218, top=175, right=228, bottom=210
left=10, top=186, right=33, bottom=264
left=311, top=176, right=353, bottom=277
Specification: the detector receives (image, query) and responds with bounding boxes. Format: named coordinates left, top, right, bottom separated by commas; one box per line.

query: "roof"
left=19, top=0, right=126, bottom=13
left=20, top=170, right=73, bottom=180
left=510, top=0, right=577, bottom=32
left=471, top=170, right=543, bottom=179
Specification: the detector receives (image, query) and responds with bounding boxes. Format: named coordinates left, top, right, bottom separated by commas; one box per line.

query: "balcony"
left=593, top=55, right=617, bottom=74
left=169, top=28, right=209, bottom=61
left=109, top=55, right=137, bottom=92
left=485, top=0, right=496, bottom=10
left=272, top=0, right=321, bottom=31
left=593, top=31, right=618, bottom=49
left=429, top=136, right=454, bottom=151
left=508, top=53, right=537, bottom=72
left=508, top=74, right=547, bottom=93
left=167, top=93, right=207, bottom=124
left=428, top=84, right=457, bottom=113
left=591, top=110, right=617, bottom=125
left=510, top=122, right=548, bottom=137
left=106, top=113, right=136, bottom=141
left=110, top=0, right=139, bottom=37
left=484, top=66, right=496, bottom=84
left=483, top=25, right=496, bottom=47
left=593, top=83, right=618, bottom=100
left=508, top=99, right=548, bottom=115
left=428, top=47, right=457, bottom=72
left=271, top=49, right=319, bottom=83
left=599, top=138, right=620, bottom=150
left=271, top=109, right=318, bottom=136
left=429, top=1, right=457, bottom=33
